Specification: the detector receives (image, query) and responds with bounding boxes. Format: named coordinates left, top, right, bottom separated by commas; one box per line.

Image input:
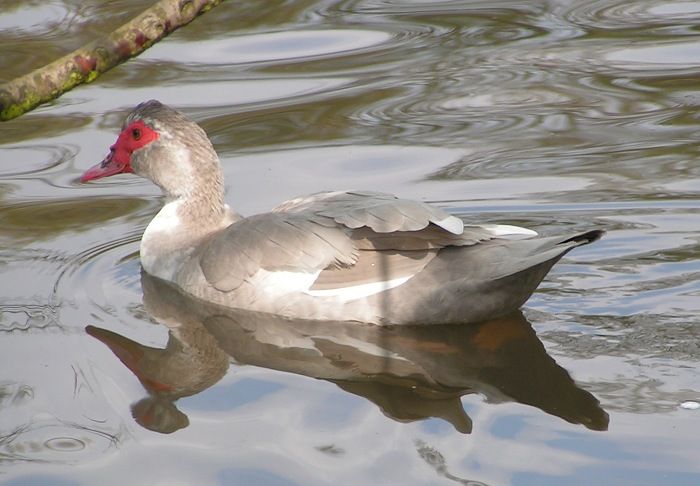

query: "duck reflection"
left=86, top=273, right=608, bottom=434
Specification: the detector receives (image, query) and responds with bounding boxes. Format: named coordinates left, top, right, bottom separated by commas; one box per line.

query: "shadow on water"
left=87, top=272, right=609, bottom=435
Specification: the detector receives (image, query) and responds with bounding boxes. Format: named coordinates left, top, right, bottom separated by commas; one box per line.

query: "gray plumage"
left=181, top=189, right=603, bottom=324
left=87, top=100, right=605, bottom=325
left=275, top=190, right=465, bottom=234
left=199, top=212, right=359, bottom=292
left=198, top=190, right=494, bottom=295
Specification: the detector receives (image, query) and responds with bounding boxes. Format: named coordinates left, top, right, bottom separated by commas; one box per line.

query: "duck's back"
left=171, top=191, right=602, bottom=324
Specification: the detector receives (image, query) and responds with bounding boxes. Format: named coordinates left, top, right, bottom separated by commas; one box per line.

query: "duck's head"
left=81, top=100, right=223, bottom=200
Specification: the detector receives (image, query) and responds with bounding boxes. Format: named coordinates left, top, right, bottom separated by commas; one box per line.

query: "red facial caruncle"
left=81, top=120, right=159, bottom=182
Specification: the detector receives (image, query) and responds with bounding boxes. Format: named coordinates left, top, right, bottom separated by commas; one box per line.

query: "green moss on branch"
left=0, top=0, right=223, bottom=121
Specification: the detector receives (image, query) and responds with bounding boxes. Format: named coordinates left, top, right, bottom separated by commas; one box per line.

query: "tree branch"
left=0, top=0, right=223, bottom=121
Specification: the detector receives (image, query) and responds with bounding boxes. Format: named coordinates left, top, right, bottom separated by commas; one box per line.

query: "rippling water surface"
left=1, top=1, right=699, bottom=484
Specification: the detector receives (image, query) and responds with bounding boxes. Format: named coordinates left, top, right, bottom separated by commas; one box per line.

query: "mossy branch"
left=0, top=0, right=223, bottom=121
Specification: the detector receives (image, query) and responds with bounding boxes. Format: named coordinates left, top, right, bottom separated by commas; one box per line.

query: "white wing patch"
left=249, top=268, right=412, bottom=301
left=305, top=275, right=412, bottom=300
left=434, top=215, right=464, bottom=235
left=481, top=224, right=537, bottom=239
left=251, top=269, right=321, bottom=294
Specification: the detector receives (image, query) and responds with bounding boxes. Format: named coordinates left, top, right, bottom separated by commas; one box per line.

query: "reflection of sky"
left=218, top=468, right=298, bottom=486
left=221, top=145, right=595, bottom=215
left=0, top=3, right=68, bottom=31
left=181, top=377, right=284, bottom=412
left=143, top=30, right=393, bottom=65
left=1, top=0, right=700, bottom=482
left=53, top=78, right=355, bottom=115
left=2, top=331, right=698, bottom=485
left=607, top=41, right=700, bottom=69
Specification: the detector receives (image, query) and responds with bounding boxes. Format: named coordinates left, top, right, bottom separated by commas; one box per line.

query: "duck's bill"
left=80, top=150, right=132, bottom=182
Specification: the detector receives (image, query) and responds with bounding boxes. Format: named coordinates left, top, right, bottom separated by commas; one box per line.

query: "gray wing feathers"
left=199, top=214, right=358, bottom=292
left=200, top=191, right=496, bottom=294
left=351, top=226, right=491, bottom=250
left=275, top=190, right=465, bottom=235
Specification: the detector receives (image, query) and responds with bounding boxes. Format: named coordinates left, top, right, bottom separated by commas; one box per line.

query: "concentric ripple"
left=0, top=421, right=118, bottom=464
left=0, top=145, right=75, bottom=178
left=51, top=224, right=148, bottom=329
left=0, top=197, right=153, bottom=332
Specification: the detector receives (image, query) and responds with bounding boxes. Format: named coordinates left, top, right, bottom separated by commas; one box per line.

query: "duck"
left=81, top=100, right=603, bottom=325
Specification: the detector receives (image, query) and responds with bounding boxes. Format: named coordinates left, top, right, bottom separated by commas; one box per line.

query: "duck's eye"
left=132, top=127, right=142, bottom=140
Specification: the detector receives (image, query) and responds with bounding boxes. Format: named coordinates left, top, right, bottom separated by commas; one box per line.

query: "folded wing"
left=199, top=191, right=499, bottom=295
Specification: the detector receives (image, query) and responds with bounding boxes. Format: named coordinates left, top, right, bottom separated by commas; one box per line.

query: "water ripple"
left=563, top=0, right=700, bottom=30
left=0, top=1, right=74, bottom=33
left=53, top=231, right=143, bottom=313
left=144, top=29, right=393, bottom=66
left=0, top=300, right=60, bottom=333
left=0, top=421, right=118, bottom=465
left=0, top=197, right=151, bottom=331
left=0, top=198, right=146, bottom=246
left=0, top=145, right=75, bottom=178
left=1, top=1, right=699, bottom=481
left=605, top=41, right=700, bottom=71
left=0, top=1, right=85, bottom=79
left=333, top=0, right=546, bottom=16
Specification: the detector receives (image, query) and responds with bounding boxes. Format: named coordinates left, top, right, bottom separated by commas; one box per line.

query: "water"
left=1, top=0, right=699, bottom=484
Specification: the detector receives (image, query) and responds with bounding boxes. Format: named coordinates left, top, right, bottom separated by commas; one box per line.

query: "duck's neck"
left=140, top=193, right=239, bottom=282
